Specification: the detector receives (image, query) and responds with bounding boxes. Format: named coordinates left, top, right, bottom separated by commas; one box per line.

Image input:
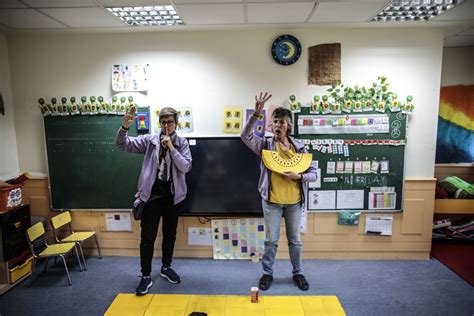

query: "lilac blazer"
left=115, top=128, right=192, bottom=205
left=241, top=115, right=317, bottom=206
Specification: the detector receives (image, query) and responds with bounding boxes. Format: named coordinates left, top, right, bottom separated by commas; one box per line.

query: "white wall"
left=0, top=32, right=19, bottom=180
left=441, top=47, right=474, bottom=85
left=7, top=27, right=444, bottom=177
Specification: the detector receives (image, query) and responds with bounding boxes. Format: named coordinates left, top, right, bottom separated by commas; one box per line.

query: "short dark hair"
left=159, top=107, right=179, bottom=123
left=271, top=107, right=293, bottom=135
left=272, top=107, right=292, bottom=122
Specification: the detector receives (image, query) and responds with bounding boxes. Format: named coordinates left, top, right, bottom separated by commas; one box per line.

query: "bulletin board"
left=295, top=107, right=407, bottom=212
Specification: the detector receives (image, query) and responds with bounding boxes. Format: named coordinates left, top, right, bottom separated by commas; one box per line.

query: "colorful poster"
left=154, top=107, right=193, bottom=133
left=111, top=64, right=149, bottom=92
left=212, top=218, right=265, bottom=260
left=436, top=85, right=474, bottom=163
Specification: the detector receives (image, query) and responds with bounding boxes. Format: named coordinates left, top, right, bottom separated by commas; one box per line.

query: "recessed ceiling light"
left=370, top=0, right=464, bottom=22
left=106, top=5, right=184, bottom=27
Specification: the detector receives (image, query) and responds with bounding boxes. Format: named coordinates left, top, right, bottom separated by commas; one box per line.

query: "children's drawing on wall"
left=436, top=85, right=474, bottom=163
left=111, top=64, right=149, bottom=92
left=223, top=106, right=243, bottom=134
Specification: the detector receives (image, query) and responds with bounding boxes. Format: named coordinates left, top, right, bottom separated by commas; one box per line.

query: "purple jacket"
left=115, top=128, right=192, bottom=205
left=241, top=115, right=317, bottom=206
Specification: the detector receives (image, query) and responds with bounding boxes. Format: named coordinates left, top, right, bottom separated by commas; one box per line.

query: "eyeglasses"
left=160, top=120, right=175, bottom=126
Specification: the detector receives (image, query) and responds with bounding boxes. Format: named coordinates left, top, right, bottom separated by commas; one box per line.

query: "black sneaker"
left=293, top=274, right=309, bottom=291
left=258, top=274, right=273, bottom=291
left=160, top=266, right=181, bottom=284
left=136, top=276, right=153, bottom=296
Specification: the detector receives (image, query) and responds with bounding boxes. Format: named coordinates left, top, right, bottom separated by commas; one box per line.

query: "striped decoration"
left=436, top=85, right=474, bottom=163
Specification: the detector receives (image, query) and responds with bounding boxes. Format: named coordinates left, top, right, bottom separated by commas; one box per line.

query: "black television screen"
left=181, top=137, right=263, bottom=216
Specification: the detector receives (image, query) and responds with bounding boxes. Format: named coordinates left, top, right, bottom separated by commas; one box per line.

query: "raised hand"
left=122, top=106, right=136, bottom=128
left=255, top=92, right=272, bottom=114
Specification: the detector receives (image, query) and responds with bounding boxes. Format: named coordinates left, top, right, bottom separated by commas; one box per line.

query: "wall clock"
left=271, top=34, right=302, bottom=66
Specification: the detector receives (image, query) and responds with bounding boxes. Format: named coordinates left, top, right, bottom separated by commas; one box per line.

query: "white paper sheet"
left=105, top=213, right=132, bottom=231
left=308, top=168, right=321, bottom=188
left=336, top=190, right=364, bottom=209
left=364, top=215, right=393, bottom=236
left=188, top=227, right=213, bottom=246
left=307, top=190, right=336, bottom=210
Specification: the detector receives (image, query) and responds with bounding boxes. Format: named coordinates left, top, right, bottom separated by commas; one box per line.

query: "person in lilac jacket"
left=116, top=106, right=192, bottom=295
left=241, top=92, right=317, bottom=291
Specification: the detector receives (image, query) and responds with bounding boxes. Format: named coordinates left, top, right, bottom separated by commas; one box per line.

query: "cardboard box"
left=0, top=181, right=23, bottom=211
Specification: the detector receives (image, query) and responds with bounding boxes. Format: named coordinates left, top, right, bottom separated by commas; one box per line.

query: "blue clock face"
left=271, top=35, right=302, bottom=66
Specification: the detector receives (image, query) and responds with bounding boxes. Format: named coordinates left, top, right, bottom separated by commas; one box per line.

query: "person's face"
left=160, top=115, right=176, bottom=134
left=272, top=116, right=289, bottom=140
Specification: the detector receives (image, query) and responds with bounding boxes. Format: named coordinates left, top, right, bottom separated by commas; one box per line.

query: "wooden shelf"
left=434, top=199, right=474, bottom=214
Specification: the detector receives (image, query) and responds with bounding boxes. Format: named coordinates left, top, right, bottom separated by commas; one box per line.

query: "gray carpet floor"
left=0, top=256, right=472, bottom=315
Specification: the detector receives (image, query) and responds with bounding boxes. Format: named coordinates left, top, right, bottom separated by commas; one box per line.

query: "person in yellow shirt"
left=241, top=92, right=317, bottom=291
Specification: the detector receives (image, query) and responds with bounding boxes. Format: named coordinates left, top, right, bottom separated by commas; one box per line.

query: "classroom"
left=0, top=1, right=473, bottom=315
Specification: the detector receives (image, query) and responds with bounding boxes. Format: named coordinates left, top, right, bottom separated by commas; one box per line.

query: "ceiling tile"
left=247, top=2, right=315, bottom=24
left=308, top=1, right=389, bottom=23
left=247, top=0, right=313, bottom=2
left=443, top=35, right=474, bottom=47
left=175, top=3, right=244, bottom=25
left=98, top=0, right=171, bottom=6
left=39, top=7, right=126, bottom=27
left=0, top=0, right=27, bottom=8
left=174, top=0, right=242, bottom=3
left=22, top=0, right=99, bottom=7
left=0, top=9, right=66, bottom=28
left=433, top=0, right=474, bottom=21
left=457, top=28, right=474, bottom=36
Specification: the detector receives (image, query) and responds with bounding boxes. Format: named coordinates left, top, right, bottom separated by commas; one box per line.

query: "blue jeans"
left=261, top=199, right=303, bottom=276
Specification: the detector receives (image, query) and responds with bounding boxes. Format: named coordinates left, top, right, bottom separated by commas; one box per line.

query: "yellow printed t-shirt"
left=269, top=142, right=301, bottom=204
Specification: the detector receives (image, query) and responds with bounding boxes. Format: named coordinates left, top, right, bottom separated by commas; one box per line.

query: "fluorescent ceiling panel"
left=40, top=7, right=126, bottom=27
left=98, top=0, right=170, bottom=5
left=175, top=3, right=244, bottom=24
left=0, top=0, right=27, bottom=8
left=433, top=0, right=474, bottom=21
left=22, top=0, right=99, bottom=7
left=0, top=9, right=66, bottom=28
left=248, top=2, right=315, bottom=23
left=443, top=35, right=474, bottom=47
left=309, top=1, right=389, bottom=23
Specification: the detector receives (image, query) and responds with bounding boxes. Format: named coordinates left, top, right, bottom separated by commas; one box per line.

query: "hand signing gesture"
left=255, top=92, right=272, bottom=114
left=160, top=129, right=175, bottom=151
left=122, top=106, right=136, bottom=129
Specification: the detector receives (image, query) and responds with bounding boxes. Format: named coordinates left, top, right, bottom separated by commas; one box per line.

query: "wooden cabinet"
left=0, top=205, right=32, bottom=295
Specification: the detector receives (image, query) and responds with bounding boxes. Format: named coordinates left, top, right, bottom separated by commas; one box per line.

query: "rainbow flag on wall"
left=436, top=85, right=474, bottom=163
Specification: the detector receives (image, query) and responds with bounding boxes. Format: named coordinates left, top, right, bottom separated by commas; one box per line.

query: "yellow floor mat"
left=105, top=294, right=345, bottom=316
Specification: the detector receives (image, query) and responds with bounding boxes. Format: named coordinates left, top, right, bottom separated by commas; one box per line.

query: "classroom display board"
left=182, top=137, right=262, bottom=216
left=295, top=107, right=407, bottom=212
left=44, top=119, right=263, bottom=214
left=44, top=113, right=146, bottom=210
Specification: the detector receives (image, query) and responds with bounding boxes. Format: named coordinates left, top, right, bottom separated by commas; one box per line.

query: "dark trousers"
left=140, top=196, right=181, bottom=276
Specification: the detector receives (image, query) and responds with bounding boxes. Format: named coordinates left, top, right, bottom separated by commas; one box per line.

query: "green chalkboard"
left=295, top=108, right=407, bottom=211
left=44, top=112, right=147, bottom=210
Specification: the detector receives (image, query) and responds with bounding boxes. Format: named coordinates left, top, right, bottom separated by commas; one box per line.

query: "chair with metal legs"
left=51, top=211, right=102, bottom=270
left=26, top=222, right=82, bottom=286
